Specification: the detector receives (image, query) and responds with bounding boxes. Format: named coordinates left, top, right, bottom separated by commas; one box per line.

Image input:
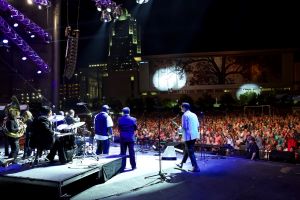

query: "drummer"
left=65, top=109, right=80, bottom=125
left=64, top=109, right=80, bottom=133
left=55, top=111, right=66, bottom=128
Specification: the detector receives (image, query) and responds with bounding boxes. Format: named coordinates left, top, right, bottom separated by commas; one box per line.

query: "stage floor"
left=1, top=142, right=300, bottom=200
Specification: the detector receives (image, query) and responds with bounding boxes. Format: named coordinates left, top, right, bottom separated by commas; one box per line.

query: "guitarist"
left=176, top=102, right=200, bottom=172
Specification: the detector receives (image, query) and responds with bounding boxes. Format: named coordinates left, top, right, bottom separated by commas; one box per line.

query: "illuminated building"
left=108, top=9, right=141, bottom=71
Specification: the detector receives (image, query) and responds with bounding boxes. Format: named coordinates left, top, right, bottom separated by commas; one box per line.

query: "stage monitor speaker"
left=162, top=146, right=177, bottom=160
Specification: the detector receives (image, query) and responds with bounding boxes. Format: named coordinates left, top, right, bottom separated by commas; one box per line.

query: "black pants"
left=181, top=139, right=198, bottom=168
left=23, top=132, right=32, bottom=158
left=120, top=141, right=136, bottom=170
left=7, top=136, right=20, bottom=160
left=96, top=139, right=110, bottom=155
left=47, top=137, right=68, bottom=164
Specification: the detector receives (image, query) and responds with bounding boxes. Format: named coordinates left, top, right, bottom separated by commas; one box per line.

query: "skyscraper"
left=108, top=9, right=141, bottom=71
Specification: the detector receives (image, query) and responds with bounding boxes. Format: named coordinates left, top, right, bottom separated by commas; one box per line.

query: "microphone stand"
left=144, top=112, right=168, bottom=182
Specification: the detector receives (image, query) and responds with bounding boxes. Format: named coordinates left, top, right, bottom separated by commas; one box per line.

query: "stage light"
left=27, top=0, right=33, bottom=5
left=2, top=39, right=8, bottom=44
left=13, top=23, right=18, bottom=27
left=101, top=10, right=112, bottom=22
left=33, top=0, right=51, bottom=8
left=93, top=0, right=122, bottom=22
left=22, top=56, right=27, bottom=60
left=30, top=34, right=35, bottom=38
left=136, top=0, right=149, bottom=4
left=37, top=70, right=42, bottom=74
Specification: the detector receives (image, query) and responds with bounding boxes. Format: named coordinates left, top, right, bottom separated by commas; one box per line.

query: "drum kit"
left=49, top=115, right=93, bottom=159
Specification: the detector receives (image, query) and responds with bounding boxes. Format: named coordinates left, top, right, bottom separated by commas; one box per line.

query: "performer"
left=248, top=137, right=260, bottom=160
left=30, top=106, right=55, bottom=164
left=118, top=107, right=137, bottom=171
left=176, top=102, right=200, bottom=172
left=30, top=106, right=71, bottom=164
left=3, top=96, right=26, bottom=162
left=65, top=109, right=79, bottom=125
left=22, top=110, right=34, bottom=159
left=94, top=105, right=113, bottom=155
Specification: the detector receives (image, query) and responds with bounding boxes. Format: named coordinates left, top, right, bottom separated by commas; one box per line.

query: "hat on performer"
left=122, top=107, right=130, bottom=115
left=181, top=102, right=190, bottom=110
left=102, top=104, right=110, bottom=112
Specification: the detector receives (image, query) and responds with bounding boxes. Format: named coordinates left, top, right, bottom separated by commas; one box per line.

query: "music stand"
left=144, top=111, right=169, bottom=182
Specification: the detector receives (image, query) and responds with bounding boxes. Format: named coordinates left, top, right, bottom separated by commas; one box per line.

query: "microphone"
left=77, top=102, right=87, bottom=106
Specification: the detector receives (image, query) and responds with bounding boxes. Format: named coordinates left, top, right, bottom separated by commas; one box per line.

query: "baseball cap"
left=102, top=105, right=110, bottom=112
left=122, top=107, right=130, bottom=114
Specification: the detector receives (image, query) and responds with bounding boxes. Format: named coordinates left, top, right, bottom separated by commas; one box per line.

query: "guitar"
left=171, top=120, right=183, bottom=135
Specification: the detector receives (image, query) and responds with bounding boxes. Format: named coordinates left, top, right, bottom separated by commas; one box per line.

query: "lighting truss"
left=0, top=0, right=52, bottom=43
left=0, top=16, right=50, bottom=72
left=0, top=0, right=50, bottom=72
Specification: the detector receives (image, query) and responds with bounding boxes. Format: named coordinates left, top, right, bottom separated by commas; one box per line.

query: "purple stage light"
left=0, top=16, right=50, bottom=72
left=93, top=0, right=122, bottom=22
left=33, top=0, right=51, bottom=7
left=0, top=0, right=52, bottom=43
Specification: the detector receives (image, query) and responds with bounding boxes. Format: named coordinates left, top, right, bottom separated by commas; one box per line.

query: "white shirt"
left=181, top=110, right=200, bottom=141
left=94, top=112, right=113, bottom=141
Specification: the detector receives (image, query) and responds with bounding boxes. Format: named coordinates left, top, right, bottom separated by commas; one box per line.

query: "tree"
left=176, top=56, right=249, bottom=85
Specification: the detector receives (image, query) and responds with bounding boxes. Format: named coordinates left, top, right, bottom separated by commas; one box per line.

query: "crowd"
left=111, top=111, right=300, bottom=159
left=2, top=97, right=300, bottom=165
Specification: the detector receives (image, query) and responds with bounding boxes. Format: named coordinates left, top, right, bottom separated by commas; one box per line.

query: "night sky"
left=64, top=0, right=300, bottom=66
left=1, top=0, right=300, bottom=67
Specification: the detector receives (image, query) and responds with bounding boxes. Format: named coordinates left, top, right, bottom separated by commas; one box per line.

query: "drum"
left=59, top=133, right=76, bottom=163
left=60, top=133, right=76, bottom=150
left=77, top=127, right=91, bottom=136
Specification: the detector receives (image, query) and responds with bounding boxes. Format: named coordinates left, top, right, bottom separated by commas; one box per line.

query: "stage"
left=0, top=146, right=125, bottom=199
left=1, top=142, right=300, bottom=200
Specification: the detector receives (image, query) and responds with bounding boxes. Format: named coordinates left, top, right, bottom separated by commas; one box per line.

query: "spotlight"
left=94, top=0, right=122, bottom=22
left=33, top=0, right=52, bottom=8
left=37, top=70, right=42, bottom=74
left=30, top=34, right=35, bottom=38
left=101, top=10, right=112, bottom=22
left=27, top=0, right=33, bottom=5
left=136, top=0, right=149, bottom=4
left=13, top=23, right=18, bottom=27
left=22, top=56, right=27, bottom=61
left=2, top=39, right=8, bottom=44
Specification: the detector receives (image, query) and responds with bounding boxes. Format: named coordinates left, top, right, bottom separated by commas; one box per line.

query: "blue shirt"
left=94, top=112, right=113, bottom=140
left=118, top=114, right=137, bottom=142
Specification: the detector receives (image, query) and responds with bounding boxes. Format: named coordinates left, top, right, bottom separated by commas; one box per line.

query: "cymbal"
left=56, top=124, right=70, bottom=131
left=48, top=115, right=65, bottom=122
left=69, top=121, right=85, bottom=129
